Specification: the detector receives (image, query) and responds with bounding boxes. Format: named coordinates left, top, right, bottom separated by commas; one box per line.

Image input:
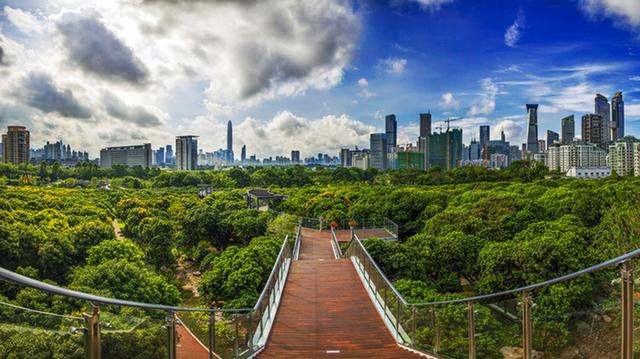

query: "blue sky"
left=0, top=0, right=639, bottom=157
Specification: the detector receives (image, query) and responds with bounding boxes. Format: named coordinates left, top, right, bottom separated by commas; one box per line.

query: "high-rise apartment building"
left=291, top=150, right=300, bottom=164
left=561, top=115, right=575, bottom=144
left=2, top=126, right=30, bottom=164
left=546, top=130, right=559, bottom=149
left=352, top=150, right=369, bottom=170
left=608, top=140, right=636, bottom=176
left=595, top=94, right=611, bottom=145
left=582, top=114, right=606, bottom=150
left=100, top=143, right=152, bottom=168
left=418, top=113, right=431, bottom=169
left=369, top=133, right=387, bottom=170
left=558, top=141, right=607, bottom=173
left=611, top=91, right=624, bottom=141
left=340, top=148, right=352, bottom=167
left=526, top=104, right=539, bottom=154
left=419, top=112, right=431, bottom=138
left=176, top=135, right=198, bottom=170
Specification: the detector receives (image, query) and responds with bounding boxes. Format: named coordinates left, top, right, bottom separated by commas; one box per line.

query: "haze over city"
left=0, top=0, right=639, bottom=158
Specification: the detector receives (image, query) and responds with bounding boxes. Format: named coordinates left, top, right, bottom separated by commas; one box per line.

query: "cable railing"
left=0, top=227, right=302, bottom=359
left=343, top=233, right=638, bottom=359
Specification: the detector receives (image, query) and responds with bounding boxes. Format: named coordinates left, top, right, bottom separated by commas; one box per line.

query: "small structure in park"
left=246, top=189, right=286, bottom=211
left=198, top=184, right=213, bottom=198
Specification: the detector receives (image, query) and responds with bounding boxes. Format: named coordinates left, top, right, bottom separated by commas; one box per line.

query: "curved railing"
left=0, top=226, right=302, bottom=359
left=343, top=233, right=637, bottom=359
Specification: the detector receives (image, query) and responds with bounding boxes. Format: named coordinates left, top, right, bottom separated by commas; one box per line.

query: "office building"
left=369, top=133, right=387, bottom=170
left=526, top=104, right=539, bottom=154
left=241, top=145, right=246, bottom=162
left=479, top=125, right=490, bottom=149
left=582, top=114, right=607, bottom=150
left=595, top=94, right=611, bottom=145
left=509, top=145, right=522, bottom=163
left=165, top=145, right=173, bottom=164
left=226, top=120, right=234, bottom=163
left=385, top=114, right=397, bottom=155
left=561, top=115, right=575, bottom=144
left=176, top=135, right=198, bottom=170
left=608, top=140, right=638, bottom=176
left=2, top=126, right=30, bottom=164
left=155, top=146, right=165, bottom=165
left=100, top=143, right=152, bottom=168
left=419, top=112, right=431, bottom=138
left=538, top=140, right=546, bottom=152
left=291, top=150, right=300, bottom=164
left=352, top=150, right=369, bottom=170
left=490, top=153, right=508, bottom=169
left=429, top=128, right=463, bottom=170
left=419, top=113, right=431, bottom=169
left=612, top=91, right=624, bottom=141
left=546, top=145, right=561, bottom=172
left=469, top=140, right=481, bottom=161
left=546, top=130, right=559, bottom=149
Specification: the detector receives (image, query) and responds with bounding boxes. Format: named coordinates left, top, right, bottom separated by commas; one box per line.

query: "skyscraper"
left=479, top=125, right=490, bottom=148
left=595, top=94, right=611, bottom=145
left=385, top=114, right=397, bottom=149
left=546, top=130, right=559, bottom=149
left=176, top=135, right=198, bottom=170
left=419, top=112, right=431, bottom=138
left=340, top=148, right=352, bottom=167
left=429, top=128, right=462, bottom=170
left=291, top=150, right=300, bottom=164
left=226, top=120, right=234, bottom=163
left=156, top=146, right=165, bottom=165
left=369, top=133, right=387, bottom=170
left=612, top=91, right=624, bottom=141
left=2, top=126, right=30, bottom=164
left=582, top=114, right=606, bottom=150
left=241, top=144, right=246, bottom=162
left=561, top=115, right=575, bottom=144
left=165, top=145, right=173, bottom=164
left=526, top=104, right=539, bottom=154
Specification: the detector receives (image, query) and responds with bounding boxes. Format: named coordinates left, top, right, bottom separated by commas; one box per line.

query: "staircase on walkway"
left=257, top=228, right=425, bottom=358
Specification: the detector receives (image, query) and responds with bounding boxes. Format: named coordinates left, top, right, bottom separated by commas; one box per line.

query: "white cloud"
left=357, top=77, right=375, bottom=98
left=504, top=11, right=525, bottom=47
left=410, top=0, right=455, bottom=11
left=381, top=57, right=407, bottom=75
left=440, top=92, right=459, bottom=108
left=627, top=103, right=640, bottom=117
left=578, top=0, right=640, bottom=30
left=3, top=6, right=45, bottom=34
left=630, top=75, right=640, bottom=81
left=468, top=78, right=498, bottom=115
left=491, top=119, right=524, bottom=143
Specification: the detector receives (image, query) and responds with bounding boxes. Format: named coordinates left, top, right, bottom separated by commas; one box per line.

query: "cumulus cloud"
left=3, top=6, right=45, bottom=34
left=102, top=92, right=163, bottom=128
left=440, top=92, right=459, bottom=108
left=630, top=75, right=640, bottom=81
left=16, top=72, right=92, bottom=119
left=504, top=11, right=525, bottom=47
left=381, top=57, right=407, bottom=75
left=491, top=119, right=523, bottom=143
left=56, top=12, right=149, bottom=85
left=357, top=77, right=375, bottom=98
left=578, top=0, right=640, bottom=31
left=468, top=78, right=498, bottom=115
left=235, top=111, right=376, bottom=158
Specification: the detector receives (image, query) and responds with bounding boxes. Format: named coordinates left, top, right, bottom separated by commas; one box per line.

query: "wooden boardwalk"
left=257, top=228, right=424, bottom=358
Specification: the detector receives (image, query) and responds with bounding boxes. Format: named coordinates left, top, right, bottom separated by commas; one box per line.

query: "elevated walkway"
left=258, top=228, right=425, bottom=358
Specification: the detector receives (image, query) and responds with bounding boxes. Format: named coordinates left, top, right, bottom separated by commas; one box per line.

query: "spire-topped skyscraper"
left=526, top=104, right=539, bottom=154
left=226, top=120, right=234, bottom=163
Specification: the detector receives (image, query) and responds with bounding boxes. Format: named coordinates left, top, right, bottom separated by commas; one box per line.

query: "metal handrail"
left=253, top=234, right=289, bottom=311
left=330, top=227, right=342, bottom=258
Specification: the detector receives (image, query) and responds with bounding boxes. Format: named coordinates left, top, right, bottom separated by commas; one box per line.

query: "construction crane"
left=443, top=117, right=463, bottom=171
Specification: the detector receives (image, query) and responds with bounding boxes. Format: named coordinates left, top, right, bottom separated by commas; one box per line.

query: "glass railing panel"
left=435, top=302, right=468, bottom=359
left=476, top=296, right=521, bottom=359
left=214, top=312, right=242, bottom=359
left=412, top=305, right=436, bottom=353
left=235, top=311, right=256, bottom=359
left=100, top=306, right=166, bottom=358
left=530, top=268, right=620, bottom=359
left=0, top=299, right=85, bottom=358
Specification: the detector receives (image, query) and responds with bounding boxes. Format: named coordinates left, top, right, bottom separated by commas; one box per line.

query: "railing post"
left=411, top=306, right=417, bottom=348
left=234, top=314, right=239, bottom=358
left=167, top=312, right=177, bottom=359
left=83, top=304, right=100, bottom=359
left=433, top=306, right=440, bottom=354
left=468, top=302, right=476, bottom=359
left=384, top=285, right=388, bottom=318
left=209, top=312, right=216, bottom=358
left=621, top=261, right=634, bottom=359
left=522, top=291, right=532, bottom=359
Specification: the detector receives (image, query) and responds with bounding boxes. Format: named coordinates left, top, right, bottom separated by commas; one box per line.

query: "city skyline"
left=0, top=1, right=639, bottom=158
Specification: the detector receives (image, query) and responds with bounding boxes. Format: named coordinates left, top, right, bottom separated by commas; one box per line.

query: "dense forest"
left=0, top=161, right=639, bottom=357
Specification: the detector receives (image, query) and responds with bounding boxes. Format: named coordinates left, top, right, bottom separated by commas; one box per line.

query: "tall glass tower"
left=612, top=91, right=624, bottom=141
left=595, top=94, right=610, bottom=145
left=226, top=120, right=234, bottom=163
left=385, top=114, right=397, bottom=148
left=526, top=104, right=539, bottom=154
left=561, top=115, right=575, bottom=144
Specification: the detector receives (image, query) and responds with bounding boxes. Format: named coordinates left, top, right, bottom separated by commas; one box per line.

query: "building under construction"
left=429, top=128, right=463, bottom=170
